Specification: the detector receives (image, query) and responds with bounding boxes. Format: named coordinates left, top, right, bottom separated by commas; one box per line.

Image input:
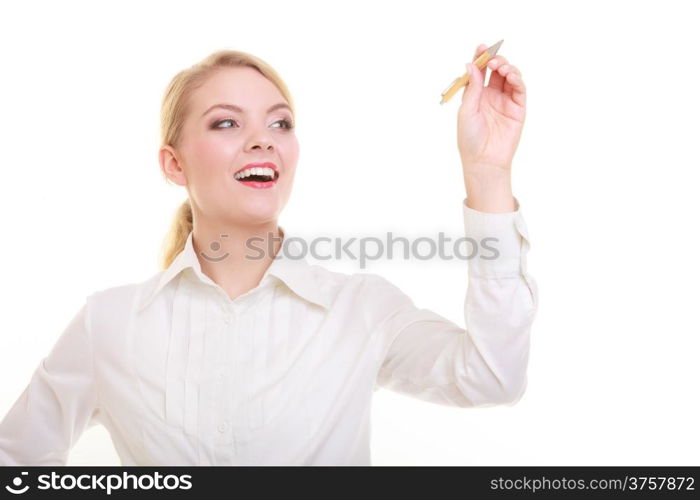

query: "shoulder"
left=306, top=262, right=394, bottom=288
left=302, top=262, right=383, bottom=297
left=356, top=272, right=416, bottom=311
left=86, top=270, right=164, bottom=318
left=307, top=263, right=413, bottom=314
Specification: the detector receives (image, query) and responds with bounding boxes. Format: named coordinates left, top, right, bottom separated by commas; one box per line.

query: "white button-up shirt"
left=0, top=198, right=538, bottom=465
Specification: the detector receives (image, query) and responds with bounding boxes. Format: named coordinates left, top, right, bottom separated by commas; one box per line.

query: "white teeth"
left=234, top=166, right=276, bottom=180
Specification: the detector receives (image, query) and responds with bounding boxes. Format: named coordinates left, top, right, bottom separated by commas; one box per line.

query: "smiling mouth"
left=234, top=170, right=279, bottom=188
left=234, top=171, right=278, bottom=182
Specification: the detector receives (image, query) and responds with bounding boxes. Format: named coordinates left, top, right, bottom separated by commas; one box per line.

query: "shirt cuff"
left=462, top=196, right=532, bottom=278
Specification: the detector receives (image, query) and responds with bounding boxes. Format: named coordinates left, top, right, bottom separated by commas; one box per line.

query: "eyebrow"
left=201, top=102, right=292, bottom=118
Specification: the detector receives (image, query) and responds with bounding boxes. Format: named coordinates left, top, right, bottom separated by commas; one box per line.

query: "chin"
left=235, top=200, right=280, bottom=223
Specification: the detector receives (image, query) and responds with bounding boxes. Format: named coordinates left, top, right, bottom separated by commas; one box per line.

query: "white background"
left=1, top=0, right=698, bottom=465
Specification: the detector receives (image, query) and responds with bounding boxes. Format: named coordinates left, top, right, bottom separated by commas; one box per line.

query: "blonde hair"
left=158, top=49, right=296, bottom=269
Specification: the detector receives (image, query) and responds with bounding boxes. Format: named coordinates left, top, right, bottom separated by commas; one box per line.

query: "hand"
left=458, top=44, right=526, bottom=212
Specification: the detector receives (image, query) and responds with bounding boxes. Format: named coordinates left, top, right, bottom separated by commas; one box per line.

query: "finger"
left=462, top=59, right=484, bottom=114
left=505, top=71, right=526, bottom=107
left=497, top=64, right=525, bottom=101
left=487, top=55, right=509, bottom=70
left=492, top=60, right=521, bottom=77
left=486, top=55, right=509, bottom=91
left=486, top=58, right=524, bottom=94
left=496, top=63, right=522, bottom=85
left=472, top=44, right=489, bottom=81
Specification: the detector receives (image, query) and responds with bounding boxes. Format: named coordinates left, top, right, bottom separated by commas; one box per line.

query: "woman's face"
left=162, top=66, right=298, bottom=227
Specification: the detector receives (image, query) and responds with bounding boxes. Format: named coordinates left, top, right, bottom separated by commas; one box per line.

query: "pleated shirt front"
left=0, top=198, right=538, bottom=465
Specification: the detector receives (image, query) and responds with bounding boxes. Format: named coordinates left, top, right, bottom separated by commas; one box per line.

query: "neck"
left=191, top=219, right=283, bottom=302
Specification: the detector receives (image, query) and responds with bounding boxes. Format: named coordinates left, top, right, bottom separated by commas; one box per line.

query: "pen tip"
left=488, top=39, right=504, bottom=56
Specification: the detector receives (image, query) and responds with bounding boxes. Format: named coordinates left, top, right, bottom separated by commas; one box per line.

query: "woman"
left=0, top=45, right=538, bottom=465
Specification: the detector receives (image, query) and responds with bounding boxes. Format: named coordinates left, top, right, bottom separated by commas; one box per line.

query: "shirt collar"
left=136, top=226, right=332, bottom=313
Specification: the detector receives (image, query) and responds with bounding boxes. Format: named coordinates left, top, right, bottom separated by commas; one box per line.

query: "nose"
left=245, top=127, right=274, bottom=152
left=250, top=142, right=273, bottom=151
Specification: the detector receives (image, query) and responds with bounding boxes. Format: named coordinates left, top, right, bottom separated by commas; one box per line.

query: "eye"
left=213, top=118, right=238, bottom=129
left=272, top=119, right=295, bottom=130
left=212, top=118, right=295, bottom=130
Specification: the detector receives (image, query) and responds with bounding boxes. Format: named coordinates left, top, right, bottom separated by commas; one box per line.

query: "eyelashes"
left=211, top=118, right=295, bottom=130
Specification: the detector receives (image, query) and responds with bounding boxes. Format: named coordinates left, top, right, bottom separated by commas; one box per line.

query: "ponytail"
left=160, top=198, right=193, bottom=270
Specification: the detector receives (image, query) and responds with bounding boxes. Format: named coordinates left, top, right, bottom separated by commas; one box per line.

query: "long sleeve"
left=370, top=196, right=538, bottom=407
left=0, top=297, right=101, bottom=465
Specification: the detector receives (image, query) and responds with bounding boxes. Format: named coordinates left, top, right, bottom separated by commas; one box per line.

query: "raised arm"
left=370, top=196, right=538, bottom=407
left=0, top=297, right=101, bottom=465
left=370, top=43, right=537, bottom=407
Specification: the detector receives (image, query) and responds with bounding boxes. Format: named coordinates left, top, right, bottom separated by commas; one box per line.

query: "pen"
left=439, top=39, right=504, bottom=105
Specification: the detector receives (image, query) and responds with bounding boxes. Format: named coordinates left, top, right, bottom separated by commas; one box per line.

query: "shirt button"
left=217, top=422, right=228, bottom=433
left=224, top=314, right=231, bottom=324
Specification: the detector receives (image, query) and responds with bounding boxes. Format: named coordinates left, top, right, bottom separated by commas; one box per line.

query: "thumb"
left=460, top=62, right=483, bottom=114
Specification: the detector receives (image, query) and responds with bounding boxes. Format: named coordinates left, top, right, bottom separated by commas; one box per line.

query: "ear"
left=159, top=145, right=187, bottom=186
